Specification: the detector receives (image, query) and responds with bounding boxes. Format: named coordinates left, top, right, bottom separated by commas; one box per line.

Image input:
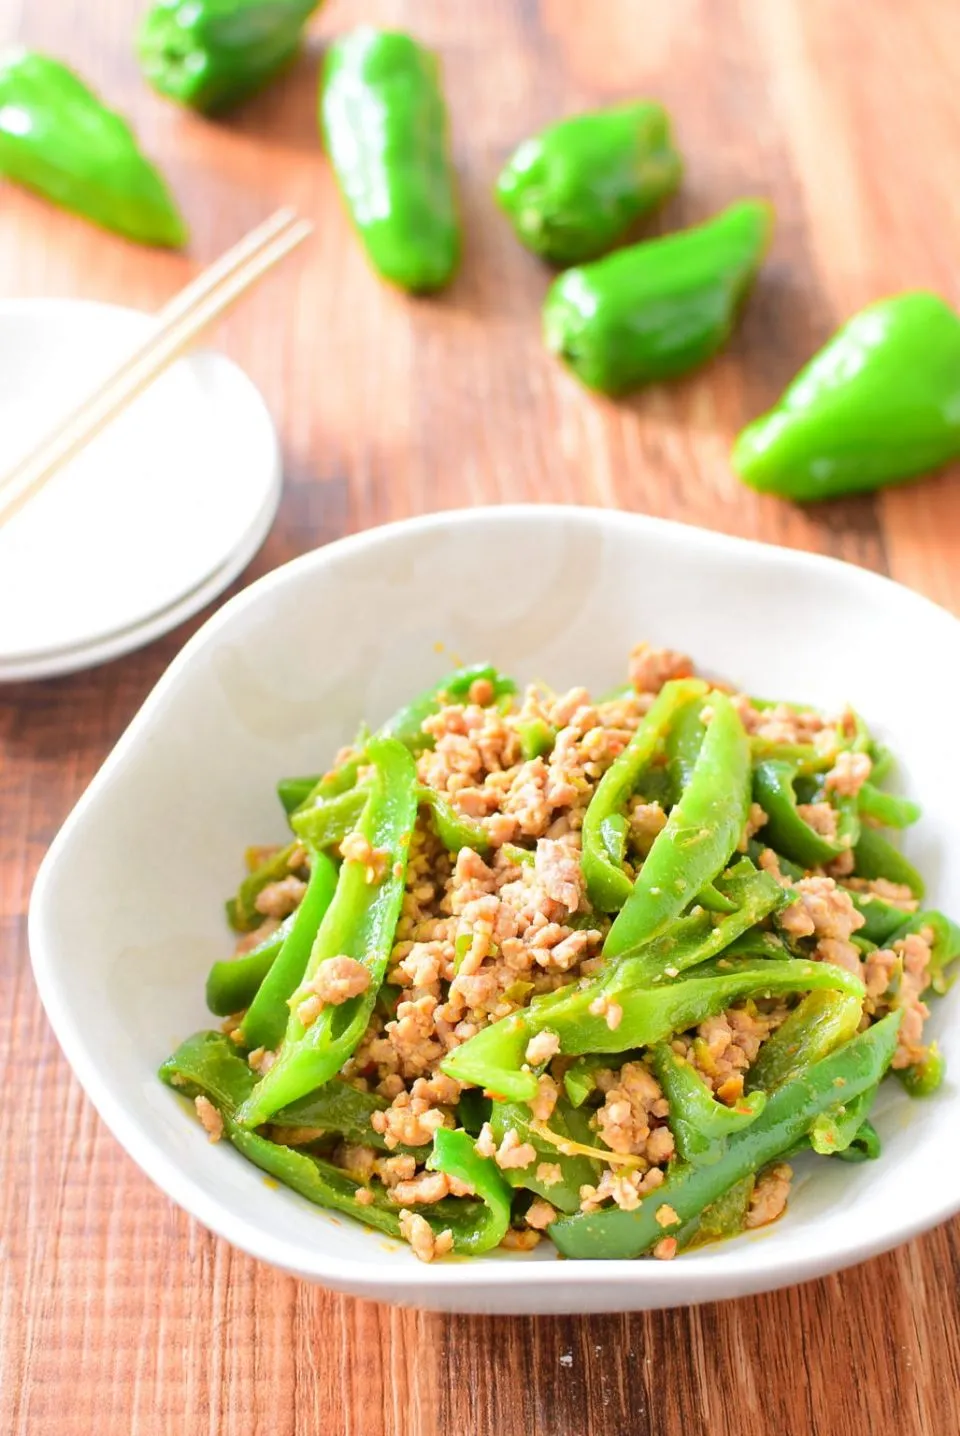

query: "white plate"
left=29, top=506, right=960, bottom=1314
left=0, top=455, right=280, bottom=683
left=0, top=299, right=281, bottom=663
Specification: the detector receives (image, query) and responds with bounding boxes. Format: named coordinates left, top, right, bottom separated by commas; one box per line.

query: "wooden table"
left=3, top=1, right=960, bottom=1431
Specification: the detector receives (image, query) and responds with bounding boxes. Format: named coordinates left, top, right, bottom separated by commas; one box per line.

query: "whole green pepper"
left=582, top=678, right=708, bottom=912
left=604, top=691, right=750, bottom=958
left=550, top=1011, right=901, bottom=1259
left=0, top=50, right=187, bottom=247
left=139, top=0, right=322, bottom=114
left=237, top=737, right=419, bottom=1127
left=496, top=101, right=681, bottom=266
left=320, top=28, right=460, bottom=293
left=543, top=199, right=773, bottom=395
left=733, top=292, right=960, bottom=501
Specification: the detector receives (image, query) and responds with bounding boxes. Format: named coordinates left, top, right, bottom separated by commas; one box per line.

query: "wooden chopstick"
left=0, top=208, right=311, bottom=531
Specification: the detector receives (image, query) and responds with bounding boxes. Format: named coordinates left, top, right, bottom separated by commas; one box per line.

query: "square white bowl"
left=30, top=505, right=960, bottom=1314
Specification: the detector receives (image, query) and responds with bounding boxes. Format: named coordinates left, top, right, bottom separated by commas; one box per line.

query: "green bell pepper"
left=237, top=737, right=419, bottom=1126
left=496, top=100, right=681, bottom=265
left=543, top=199, right=773, bottom=395
left=138, top=0, right=322, bottom=113
left=320, top=28, right=460, bottom=293
left=550, top=1011, right=901, bottom=1259
left=733, top=292, right=960, bottom=501
left=205, top=912, right=295, bottom=1016
left=746, top=989, right=863, bottom=1092
left=853, top=826, right=925, bottom=898
left=0, top=50, right=186, bottom=247
left=753, top=759, right=849, bottom=868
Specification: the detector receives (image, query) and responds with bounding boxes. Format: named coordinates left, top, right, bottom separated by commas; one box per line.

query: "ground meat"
left=655, top=1204, right=680, bottom=1228
left=824, top=750, right=872, bottom=798
left=525, top=1030, right=560, bottom=1066
left=494, top=1128, right=537, bottom=1170
left=628, top=642, right=694, bottom=693
left=579, top=1165, right=665, bottom=1214
left=500, top=1229, right=542, bottom=1251
left=843, top=877, right=917, bottom=910
left=815, top=936, right=862, bottom=975
left=629, top=799, right=668, bottom=855
left=234, top=917, right=279, bottom=955
left=797, top=802, right=839, bottom=841
left=254, top=875, right=306, bottom=920
left=194, top=1095, right=223, bottom=1143
left=652, top=1237, right=678, bottom=1261
left=398, top=1210, right=453, bottom=1263
left=340, top=831, right=389, bottom=884
left=595, top=1062, right=672, bottom=1160
left=779, top=876, right=865, bottom=943
left=677, top=1002, right=789, bottom=1098
left=865, top=929, right=935, bottom=1069
left=388, top=1171, right=451, bottom=1206
left=296, top=957, right=370, bottom=1027
left=370, top=1090, right=452, bottom=1149
left=536, top=1162, right=563, bottom=1187
left=745, top=1163, right=793, bottom=1228
left=525, top=1199, right=557, bottom=1230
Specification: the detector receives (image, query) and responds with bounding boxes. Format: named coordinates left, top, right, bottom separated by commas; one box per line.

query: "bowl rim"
left=29, top=503, right=960, bottom=1298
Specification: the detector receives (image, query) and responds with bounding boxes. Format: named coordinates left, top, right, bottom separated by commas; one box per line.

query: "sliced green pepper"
left=239, top=850, right=339, bottom=1052
left=161, top=1032, right=508, bottom=1252
left=753, top=759, right=847, bottom=868
left=676, top=1174, right=755, bottom=1251
left=496, top=101, right=681, bottom=266
left=853, top=826, right=925, bottom=898
left=139, top=0, right=321, bottom=113
left=227, top=840, right=304, bottom=934
left=321, top=28, right=460, bottom=293
left=845, top=889, right=916, bottom=946
left=237, top=737, right=419, bottom=1126
left=604, top=691, right=751, bottom=958
left=746, top=989, right=863, bottom=1092
left=0, top=50, right=187, bottom=247
left=810, top=1082, right=879, bottom=1157
left=888, top=910, right=960, bottom=996
left=270, top=1077, right=391, bottom=1147
left=489, top=1100, right=599, bottom=1215
left=291, top=787, right=369, bottom=848
left=277, top=775, right=322, bottom=815
left=651, top=1042, right=766, bottom=1165
left=897, top=1044, right=944, bottom=1098
left=205, top=912, right=295, bottom=1016
left=543, top=199, right=773, bottom=396
left=517, top=718, right=556, bottom=761
left=733, top=292, right=960, bottom=502
left=582, top=678, right=708, bottom=912
left=443, top=954, right=864, bottom=1104
left=858, top=783, right=921, bottom=830
left=550, top=1011, right=901, bottom=1259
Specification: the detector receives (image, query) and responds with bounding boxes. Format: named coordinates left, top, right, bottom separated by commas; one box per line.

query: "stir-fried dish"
left=161, top=647, right=959, bottom=1262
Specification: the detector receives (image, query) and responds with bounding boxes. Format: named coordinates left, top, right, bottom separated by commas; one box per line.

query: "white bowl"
left=30, top=505, right=960, bottom=1314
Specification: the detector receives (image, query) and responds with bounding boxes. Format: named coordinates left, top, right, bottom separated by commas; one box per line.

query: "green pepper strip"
left=845, top=890, right=915, bottom=945
left=443, top=955, right=864, bottom=1105
left=853, top=826, right=925, bottom=898
left=291, top=786, right=370, bottom=846
left=227, top=841, right=303, bottom=933
left=858, top=783, right=921, bottom=830
left=237, top=737, right=419, bottom=1127
left=650, top=1042, right=766, bottom=1165
left=563, top=1053, right=619, bottom=1108
left=746, top=989, right=864, bottom=1092
left=205, top=912, right=296, bottom=1016
left=489, top=1100, right=599, bottom=1215
left=888, top=910, right=960, bottom=996
left=869, top=745, right=895, bottom=785
left=419, top=788, right=491, bottom=856
left=897, top=1044, right=945, bottom=1098
left=753, top=759, right=847, bottom=868
left=278, top=775, right=322, bottom=815
left=239, top=851, right=339, bottom=1052
left=270, top=1077, right=392, bottom=1147
left=518, top=718, right=557, bottom=761
left=675, top=1174, right=755, bottom=1251
left=834, top=1118, right=882, bottom=1162
left=550, top=1011, right=901, bottom=1259
left=582, top=679, right=709, bottom=913
left=160, top=1032, right=509, bottom=1252
left=665, top=696, right=708, bottom=803
left=604, top=692, right=751, bottom=958
left=810, top=1081, right=879, bottom=1156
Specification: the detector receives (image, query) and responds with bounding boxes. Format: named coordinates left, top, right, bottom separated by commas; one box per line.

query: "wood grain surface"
left=3, top=1, right=960, bottom=1432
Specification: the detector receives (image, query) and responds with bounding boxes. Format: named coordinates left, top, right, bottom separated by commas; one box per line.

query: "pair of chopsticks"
left=0, top=207, right=311, bottom=532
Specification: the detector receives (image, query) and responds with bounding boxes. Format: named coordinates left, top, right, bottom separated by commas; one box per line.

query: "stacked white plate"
left=0, top=299, right=282, bottom=681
